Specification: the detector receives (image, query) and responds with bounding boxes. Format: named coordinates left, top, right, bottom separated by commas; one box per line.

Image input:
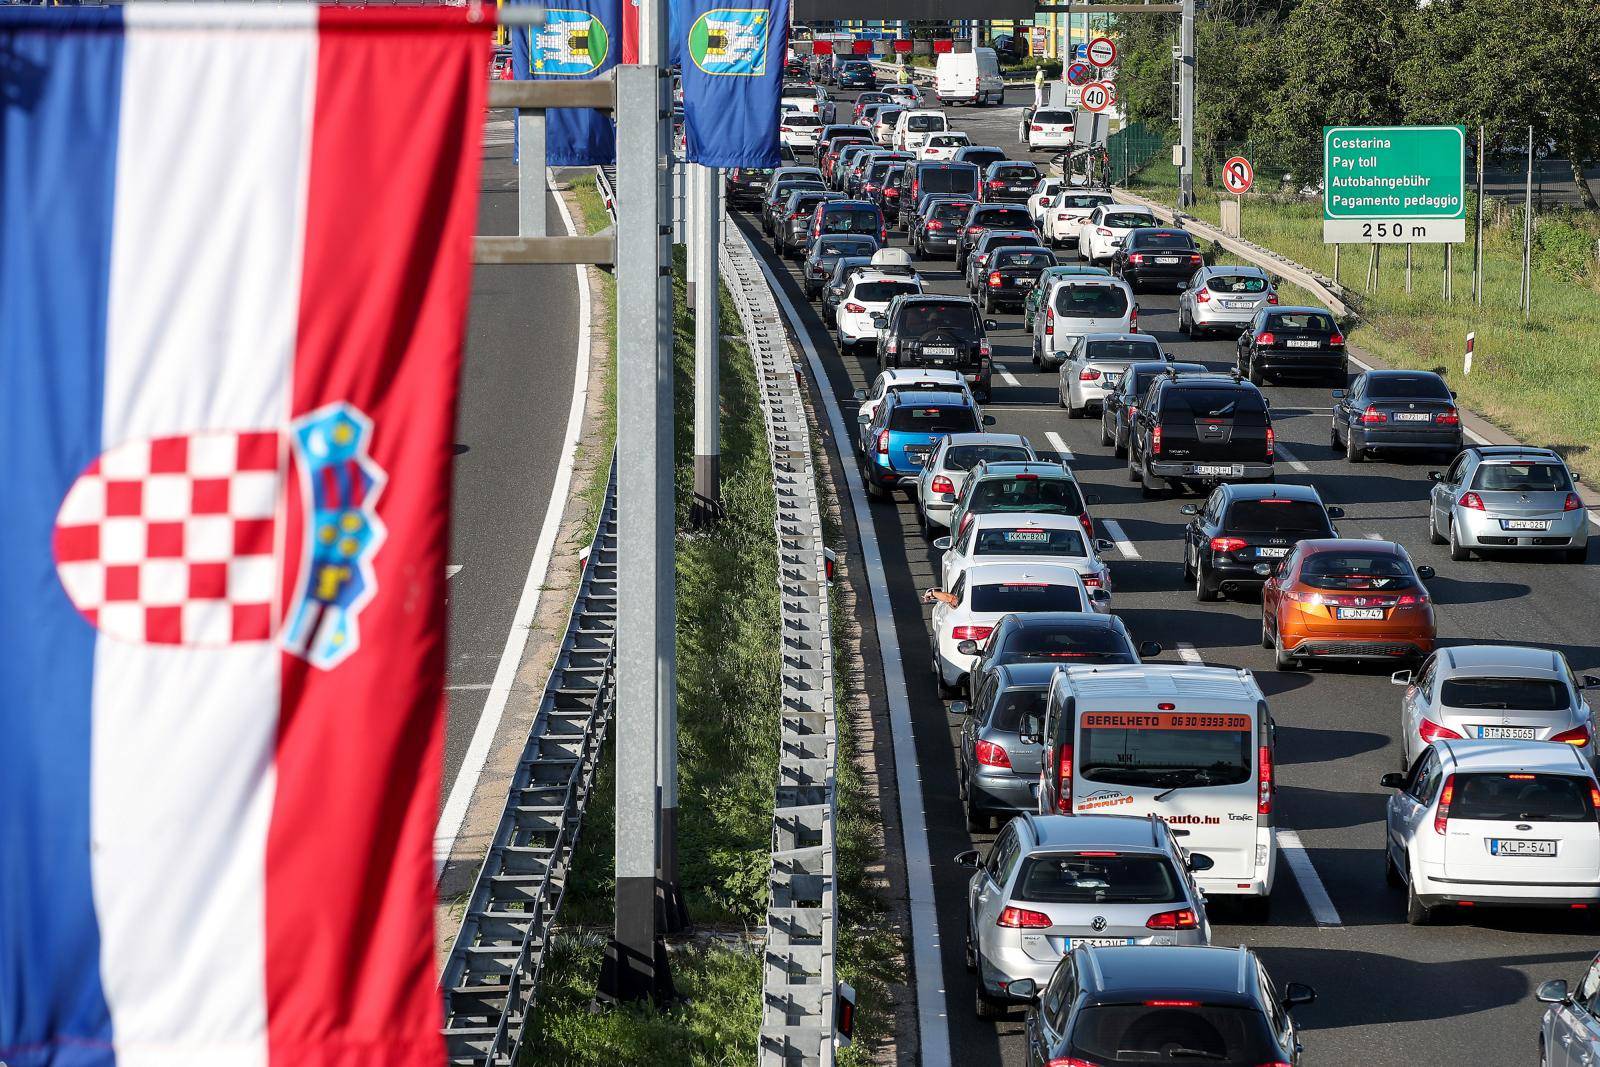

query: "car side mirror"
left=1186, top=852, right=1215, bottom=873
left=1007, top=977, right=1039, bottom=1001
left=949, top=700, right=970, bottom=716
left=1449, top=389, right=1458, bottom=399
left=1282, top=982, right=1316, bottom=1011
left=1574, top=472, right=1583, bottom=484
left=1180, top=504, right=1199, bottom=516
left=955, top=849, right=981, bottom=869
left=1416, top=565, right=1435, bottom=580
left=957, top=639, right=979, bottom=656
left=1138, top=640, right=1163, bottom=659
left=1331, top=389, right=1346, bottom=399
left=933, top=536, right=952, bottom=551
left=1581, top=674, right=1600, bottom=690
left=1537, top=979, right=1571, bottom=1004
left=984, top=319, right=998, bottom=330
left=852, top=388, right=867, bottom=401
left=1380, top=771, right=1406, bottom=789
left=1096, top=538, right=1116, bottom=553
left=1090, top=588, right=1111, bottom=604
left=1391, top=669, right=1413, bottom=686
left=1428, top=470, right=1444, bottom=482
left=1327, top=506, right=1345, bottom=519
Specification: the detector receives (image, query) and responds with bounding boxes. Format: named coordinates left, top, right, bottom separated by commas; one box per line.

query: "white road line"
left=1100, top=518, right=1140, bottom=559
left=1274, top=442, right=1310, bottom=474
left=1275, top=830, right=1344, bottom=927
left=1175, top=642, right=1204, bottom=665
left=446, top=565, right=463, bottom=580
left=750, top=231, right=952, bottom=1067
left=997, top=364, right=1022, bottom=387
left=434, top=179, right=593, bottom=880
left=1364, top=530, right=1385, bottom=542
left=1044, top=430, right=1074, bottom=462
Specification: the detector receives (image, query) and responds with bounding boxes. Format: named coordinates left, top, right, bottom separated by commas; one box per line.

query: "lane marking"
left=1044, top=430, right=1074, bottom=463
left=1100, top=518, right=1139, bottom=558
left=1364, top=530, right=1385, bottom=541
left=1275, top=829, right=1345, bottom=927
left=446, top=565, right=463, bottom=580
left=434, top=180, right=593, bottom=880
left=996, top=364, right=1022, bottom=388
left=1274, top=442, right=1310, bottom=474
left=749, top=228, right=953, bottom=1067
left=1175, top=642, right=1204, bottom=665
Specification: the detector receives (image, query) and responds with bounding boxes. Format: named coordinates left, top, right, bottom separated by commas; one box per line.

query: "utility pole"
left=1522, top=125, right=1534, bottom=320
left=1473, top=125, right=1485, bottom=305
left=1177, top=0, right=1195, bottom=207
left=692, top=163, right=722, bottom=527
left=599, top=0, right=676, bottom=1005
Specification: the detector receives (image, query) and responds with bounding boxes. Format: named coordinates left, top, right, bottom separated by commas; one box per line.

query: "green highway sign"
left=1323, top=126, right=1466, bottom=244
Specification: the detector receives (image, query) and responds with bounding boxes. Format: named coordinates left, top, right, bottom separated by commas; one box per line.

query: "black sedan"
left=912, top=197, right=976, bottom=258
left=977, top=246, right=1057, bottom=314
left=1180, top=482, right=1343, bottom=601
left=1111, top=227, right=1204, bottom=292
left=1331, top=369, right=1462, bottom=463
left=1236, top=305, right=1348, bottom=385
left=978, top=160, right=1041, bottom=204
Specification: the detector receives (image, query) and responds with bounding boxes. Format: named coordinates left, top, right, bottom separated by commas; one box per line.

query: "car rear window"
left=993, top=164, right=1038, bottom=179
left=1225, top=499, right=1330, bottom=534
left=823, top=208, right=882, bottom=232
left=975, top=526, right=1087, bottom=557
left=1473, top=461, right=1572, bottom=492
left=853, top=280, right=919, bottom=302
left=971, top=582, right=1083, bottom=613
left=1061, top=194, right=1111, bottom=209
left=1103, top=211, right=1153, bottom=229
left=1068, top=1004, right=1281, bottom=1065
left=975, top=207, right=1032, bottom=228
left=1160, top=387, right=1266, bottom=418
left=888, top=404, right=977, bottom=432
left=1006, top=625, right=1134, bottom=664
left=1440, top=677, right=1569, bottom=711
left=930, top=134, right=968, bottom=147
left=932, top=201, right=977, bottom=222
left=1297, top=551, right=1414, bottom=590
left=1084, top=339, right=1160, bottom=362
left=1078, top=711, right=1253, bottom=788
left=1054, top=285, right=1130, bottom=318
left=993, top=249, right=1057, bottom=270
left=1452, top=773, right=1596, bottom=823
left=818, top=236, right=876, bottom=256
left=1013, top=853, right=1183, bottom=904
left=1208, top=274, right=1269, bottom=294
left=945, top=444, right=1031, bottom=470
left=971, top=476, right=1085, bottom=515
left=902, top=304, right=980, bottom=334
left=962, top=149, right=1007, bottom=169
left=1130, top=231, right=1197, bottom=249
left=1367, top=374, right=1451, bottom=399
left=984, top=689, right=1048, bottom=732
left=1034, top=110, right=1074, bottom=124
left=920, top=167, right=979, bottom=194
left=1268, top=311, right=1336, bottom=332
left=908, top=114, right=945, bottom=131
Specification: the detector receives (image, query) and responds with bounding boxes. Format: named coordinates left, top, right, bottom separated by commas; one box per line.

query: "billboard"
left=793, top=0, right=1034, bottom=20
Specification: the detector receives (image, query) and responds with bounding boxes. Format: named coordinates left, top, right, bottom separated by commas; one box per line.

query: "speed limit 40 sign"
left=1079, top=81, right=1115, bottom=113
left=1222, top=156, right=1254, bottom=194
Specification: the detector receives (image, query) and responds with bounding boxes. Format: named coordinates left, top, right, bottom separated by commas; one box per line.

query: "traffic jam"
left=734, top=46, right=1600, bottom=1066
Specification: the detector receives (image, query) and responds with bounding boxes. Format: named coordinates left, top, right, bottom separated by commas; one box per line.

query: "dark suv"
left=1236, top=305, right=1347, bottom=385
left=955, top=203, right=1036, bottom=271
left=897, top=162, right=982, bottom=228
left=1128, top=373, right=1275, bottom=495
left=979, top=160, right=1042, bottom=203
left=876, top=295, right=995, bottom=400
left=810, top=199, right=886, bottom=245
left=1180, top=481, right=1344, bottom=601
left=1017, top=944, right=1315, bottom=1065
left=1112, top=227, right=1204, bottom=292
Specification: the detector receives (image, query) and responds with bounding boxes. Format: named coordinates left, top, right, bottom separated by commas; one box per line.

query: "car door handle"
left=1562, top=1033, right=1573, bottom=1045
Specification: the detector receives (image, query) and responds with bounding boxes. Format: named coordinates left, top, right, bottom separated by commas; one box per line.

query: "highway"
left=736, top=85, right=1600, bottom=1064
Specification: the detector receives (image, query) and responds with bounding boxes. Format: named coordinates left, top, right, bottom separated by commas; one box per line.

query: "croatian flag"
left=0, top=7, right=485, bottom=1066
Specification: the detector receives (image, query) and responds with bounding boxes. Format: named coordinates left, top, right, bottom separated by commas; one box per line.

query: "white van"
left=894, top=109, right=950, bottom=152
left=1031, top=274, right=1137, bottom=370
left=935, top=48, right=1004, bottom=107
left=1036, top=664, right=1277, bottom=915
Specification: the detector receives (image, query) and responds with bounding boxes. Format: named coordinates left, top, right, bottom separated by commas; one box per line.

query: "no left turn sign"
left=1223, top=156, right=1254, bottom=194
left=1080, top=81, right=1115, bottom=113
left=1087, top=36, right=1117, bottom=67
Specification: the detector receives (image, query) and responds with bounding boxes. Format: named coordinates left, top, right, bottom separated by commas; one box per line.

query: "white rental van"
left=1035, top=664, right=1278, bottom=917
left=935, top=48, right=1004, bottom=107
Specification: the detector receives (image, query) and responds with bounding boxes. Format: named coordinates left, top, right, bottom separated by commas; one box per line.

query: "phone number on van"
left=1082, top=712, right=1252, bottom=731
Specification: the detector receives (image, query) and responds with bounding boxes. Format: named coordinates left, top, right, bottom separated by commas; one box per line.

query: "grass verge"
left=568, top=176, right=620, bottom=544
left=1126, top=162, right=1600, bottom=481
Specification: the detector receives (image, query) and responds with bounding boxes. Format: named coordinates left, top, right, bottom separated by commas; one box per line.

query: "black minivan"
left=1128, top=372, right=1276, bottom=495
left=897, top=162, right=982, bottom=228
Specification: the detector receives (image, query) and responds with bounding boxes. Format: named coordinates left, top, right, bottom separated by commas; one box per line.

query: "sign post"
left=1322, top=126, right=1466, bottom=244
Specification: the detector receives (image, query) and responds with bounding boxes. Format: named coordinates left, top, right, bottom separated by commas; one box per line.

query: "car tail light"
left=875, top=429, right=889, bottom=455
left=1079, top=368, right=1101, bottom=381
left=1144, top=1000, right=1201, bottom=1008
left=1553, top=724, right=1591, bottom=747
left=1045, top=308, right=1055, bottom=335
left=927, top=220, right=944, bottom=231
left=967, top=224, right=982, bottom=234
left=844, top=302, right=866, bottom=314
left=1434, top=774, right=1455, bottom=834
left=1267, top=292, right=1279, bottom=304
left=1097, top=227, right=1112, bottom=236
left=1058, top=212, right=1070, bottom=221
left=987, top=179, right=1005, bottom=189
left=1079, top=513, right=1094, bottom=540
left=1189, top=254, right=1203, bottom=264
left=1129, top=253, right=1145, bottom=264
left=1145, top=908, right=1199, bottom=930
left=1256, top=331, right=1276, bottom=346
left=1330, top=333, right=1345, bottom=346
left=979, top=339, right=992, bottom=359
left=1055, top=742, right=1073, bottom=812
left=1081, top=575, right=1103, bottom=588
left=952, top=625, right=994, bottom=642
left=975, top=739, right=1012, bottom=768
left=930, top=476, right=955, bottom=496
left=1435, top=407, right=1460, bottom=426
left=989, top=271, right=1003, bottom=288
left=1565, top=493, right=1583, bottom=512
left=1195, top=288, right=1211, bottom=303
left=1360, top=405, right=1387, bottom=424
left=1151, top=424, right=1162, bottom=455
left=879, top=226, right=888, bottom=243
left=1459, top=491, right=1486, bottom=510
left=1395, top=591, right=1430, bottom=606
left=1258, top=744, right=1273, bottom=815
left=781, top=125, right=793, bottom=133
left=1030, top=123, right=1043, bottom=132
left=1266, top=425, right=1275, bottom=460
left=997, top=905, right=1053, bottom=929
left=1210, top=536, right=1248, bottom=554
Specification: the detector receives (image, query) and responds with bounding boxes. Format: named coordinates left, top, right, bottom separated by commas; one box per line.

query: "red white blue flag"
left=0, top=6, right=486, bottom=1065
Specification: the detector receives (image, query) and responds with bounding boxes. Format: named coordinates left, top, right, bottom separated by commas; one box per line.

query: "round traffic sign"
left=1222, top=155, right=1254, bottom=194
left=1087, top=36, right=1117, bottom=67
left=1066, top=62, right=1092, bottom=86
left=1080, top=80, right=1114, bottom=113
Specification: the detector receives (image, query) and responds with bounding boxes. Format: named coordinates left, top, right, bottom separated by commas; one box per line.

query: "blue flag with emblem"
left=678, top=0, right=789, bottom=168
left=510, top=0, right=618, bottom=165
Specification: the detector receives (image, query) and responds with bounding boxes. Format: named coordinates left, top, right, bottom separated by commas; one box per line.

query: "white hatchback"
left=780, top=113, right=822, bottom=153
left=1025, top=108, right=1076, bottom=151
left=919, top=132, right=972, bottom=161
left=1077, top=203, right=1159, bottom=263
left=1043, top=190, right=1114, bottom=247
left=936, top=512, right=1115, bottom=600
left=1058, top=332, right=1163, bottom=419
left=1027, top=177, right=1064, bottom=227
left=835, top=270, right=923, bottom=352
left=931, top=561, right=1101, bottom=694
left=1382, top=739, right=1600, bottom=925
left=914, top=432, right=1036, bottom=535
left=1031, top=275, right=1138, bottom=370
left=894, top=109, right=949, bottom=152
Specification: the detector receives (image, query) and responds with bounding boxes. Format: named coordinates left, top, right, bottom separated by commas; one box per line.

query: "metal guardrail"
left=722, top=231, right=841, bottom=1066
left=439, top=465, right=618, bottom=1067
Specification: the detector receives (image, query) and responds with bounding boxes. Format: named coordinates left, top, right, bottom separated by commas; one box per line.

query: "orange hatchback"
left=1260, top=538, right=1437, bottom=671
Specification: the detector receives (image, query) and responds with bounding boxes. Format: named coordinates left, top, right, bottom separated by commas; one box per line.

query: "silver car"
left=1057, top=333, right=1163, bottom=419
left=1538, top=953, right=1600, bottom=1067
left=953, top=661, right=1056, bottom=831
left=1428, top=446, right=1588, bottom=562
left=958, top=813, right=1212, bottom=1021
left=914, top=432, right=1035, bottom=537
left=1177, top=264, right=1277, bottom=337
left=1395, top=644, right=1600, bottom=768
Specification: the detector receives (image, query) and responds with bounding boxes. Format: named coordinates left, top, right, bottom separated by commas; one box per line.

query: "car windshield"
left=1079, top=711, right=1253, bottom=788
left=854, top=280, right=920, bottom=302
left=1162, top=388, right=1266, bottom=418
left=1005, top=626, right=1134, bottom=663
left=1068, top=1004, right=1281, bottom=1064
left=970, top=582, right=1083, bottom=613
left=819, top=237, right=876, bottom=257
left=1035, top=110, right=1074, bottom=124
left=993, top=250, right=1056, bottom=270
left=1473, top=461, right=1572, bottom=492
left=1131, top=232, right=1196, bottom=249
left=945, top=444, right=1031, bottom=470
left=1440, top=677, right=1569, bottom=711
left=1224, top=499, right=1330, bottom=534
left=1209, top=274, right=1268, bottom=294
left=1054, top=286, right=1130, bottom=318
left=1084, top=340, right=1161, bottom=362
left=888, top=404, right=977, bottom=432
left=1297, top=551, right=1414, bottom=590
left=1269, top=311, right=1336, bottom=332
left=902, top=305, right=980, bottom=334
left=1452, top=774, right=1596, bottom=823
left=824, top=208, right=882, bottom=232
left=975, top=526, right=1087, bottom=557
left=985, top=689, right=1048, bottom=732
left=1367, top=374, right=1451, bottom=399
left=971, top=476, right=1085, bottom=515
left=908, top=115, right=945, bottom=131
left=1013, top=853, right=1183, bottom=905
left=1103, top=211, right=1153, bottom=228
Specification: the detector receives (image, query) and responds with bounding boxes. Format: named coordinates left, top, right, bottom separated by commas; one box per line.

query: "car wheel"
left=964, top=797, right=989, bottom=833
left=1405, top=864, right=1433, bottom=925
left=1065, top=391, right=1082, bottom=418
left=1194, top=559, right=1218, bottom=602
left=1178, top=306, right=1191, bottom=335
left=974, top=972, right=1008, bottom=1022
left=1448, top=520, right=1472, bottom=562
left=1274, top=630, right=1300, bottom=671
left=1113, top=426, right=1127, bottom=458
left=1099, top=416, right=1114, bottom=447
left=1057, top=381, right=1069, bottom=408
left=1247, top=357, right=1265, bottom=387
left=1260, top=612, right=1274, bottom=649
left=1127, top=446, right=1143, bottom=483
left=1139, top=461, right=1165, bottom=497
left=1345, top=428, right=1364, bottom=463
left=863, top=469, right=886, bottom=501
left=1428, top=509, right=1447, bottom=545
left=937, top=661, right=962, bottom=698
left=1385, top=846, right=1405, bottom=888
left=964, top=921, right=978, bottom=974
left=1329, top=420, right=1342, bottom=451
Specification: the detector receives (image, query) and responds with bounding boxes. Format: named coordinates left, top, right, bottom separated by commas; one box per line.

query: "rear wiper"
left=1457, top=702, right=1510, bottom=709
left=1164, top=1050, right=1228, bottom=1062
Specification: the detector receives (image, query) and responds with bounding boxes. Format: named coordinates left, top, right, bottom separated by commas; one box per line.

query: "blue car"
left=858, top=389, right=984, bottom=500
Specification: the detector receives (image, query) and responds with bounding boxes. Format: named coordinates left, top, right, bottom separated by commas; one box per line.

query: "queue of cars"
left=751, top=80, right=1596, bottom=1056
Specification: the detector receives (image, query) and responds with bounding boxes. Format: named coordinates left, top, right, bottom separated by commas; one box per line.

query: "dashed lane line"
left=1175, top=642, right=1204, bottom=665
left=1274, top=442, right=1311, bottom=474
left=1099, top=518, right=1140, bottom=559
left=997, top=363, right=1023, bottom=387
left=1044, top=430, right=1074, bottom=463
left=1276, top=830, right=1345, bottom=927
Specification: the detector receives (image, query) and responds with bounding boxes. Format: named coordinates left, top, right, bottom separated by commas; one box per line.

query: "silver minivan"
left=1031, top=275, right=1138, bottom=370
left=1178, top=265, right=1277, bottom=336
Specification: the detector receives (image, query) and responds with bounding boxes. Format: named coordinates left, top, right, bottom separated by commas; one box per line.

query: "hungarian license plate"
left=1155, top=256, right=1181, bottom=264
left=1068, top=937, right=1134, bottom=948
left=1286, top=339, right=1320, bottom=348
left=1490, top=839, right=1556, bottom=857
left=925, top=346, right=956, bottom=356
left=1225, top=300, right=1254, bottom=309
left=1191, top=464, right=1238, bottom=477
left=1336, top=607, right=1384, bottom=620
left=1478, top=726, right=1537, bottom=740
left=1257, top=546, right=1290, bottom=558
left=1018, top=277, right=1036, bottom=288
left=1393, top=412, right=1432, bottom=422
left=1503, top=519, right=1550, bottom=530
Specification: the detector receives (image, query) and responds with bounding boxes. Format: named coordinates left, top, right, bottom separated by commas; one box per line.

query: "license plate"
left=1478, top=726, right=1537, bottom=740
left=1393, top=412, right=1431, bottom=422
left=1285, top=339, right=1320, bottom=348
left=1503, top=519, right=1550, bottom=531
left=1018, top=277, right=1035, bottom=288
left=1257, top=547, right=1290, bottom=558
left=905, top=450, right=929, bottom=467
left=1224, top=300, right=1253, bottom=309
left=1335, top=607, right=1384, bottom=620
left=1068, top=937, right=1134, bottom=948
left=924, top=346, right=956, bottom=356
left=1490, top=839, right=1556, bottom=857
left=1155, top=256, right=1181, bottom=264
left=1191, top=464, right=1238, bottom=477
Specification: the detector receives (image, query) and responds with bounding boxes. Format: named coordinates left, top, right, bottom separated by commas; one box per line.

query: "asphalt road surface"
left=738, top=86, right=1600, bottom=1065
left=443, top=114, right=580, bottom=801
